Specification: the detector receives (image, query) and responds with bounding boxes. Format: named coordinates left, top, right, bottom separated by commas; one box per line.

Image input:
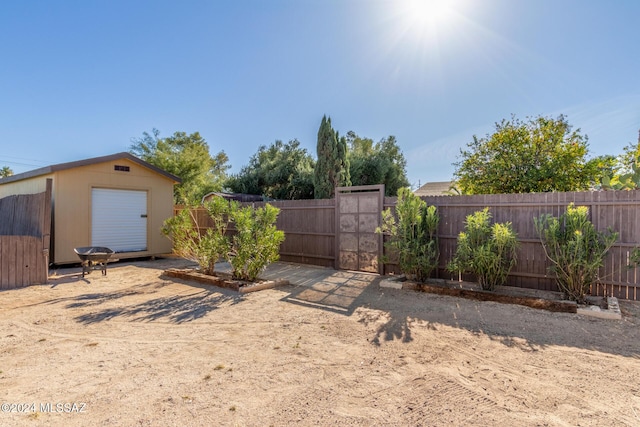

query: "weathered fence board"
left=0, top=236, right=47, bottom=289
left=0, top=180, right=51, bottom=289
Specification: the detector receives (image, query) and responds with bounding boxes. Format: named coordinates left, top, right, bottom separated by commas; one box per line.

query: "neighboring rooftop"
left=414, top=181, right=455, bottom=197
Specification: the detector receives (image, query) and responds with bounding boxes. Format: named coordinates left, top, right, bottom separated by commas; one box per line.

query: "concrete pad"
left=577, top=297, right=622, bottom=320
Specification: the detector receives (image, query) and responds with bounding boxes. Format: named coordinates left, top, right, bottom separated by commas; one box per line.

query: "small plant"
left=377, top=187, right=439, bottom=282
left=162, top=197, right=233, bottom=275
left=535, top=203, right=618, bottom=303
left=629, top=247, right=640, bottom=269
left=229, top=203, right=285, bottom=281
left=448, top=208, right=518, bottom=291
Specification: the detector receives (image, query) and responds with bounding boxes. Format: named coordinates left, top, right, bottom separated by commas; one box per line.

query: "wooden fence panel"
left=420, top=190, right=640, bottom=299
left=0, top=236, right=47, bottom=289
left=0, top=180, right=52, bottom=289
left=242, top=199, right=336, bottom=268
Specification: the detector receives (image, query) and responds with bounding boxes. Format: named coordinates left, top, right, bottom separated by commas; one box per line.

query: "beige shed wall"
left=0, top=174, right=53, bottom=198
left=52, top=158, right=175, bottom=264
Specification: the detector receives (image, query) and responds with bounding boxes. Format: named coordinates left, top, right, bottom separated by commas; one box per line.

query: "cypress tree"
left=314, top=115, right=351, bottom=199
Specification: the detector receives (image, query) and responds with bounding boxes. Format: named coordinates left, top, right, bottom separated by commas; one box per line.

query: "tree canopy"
left=130, top=129, right=229, bottom=203
left=346, top=131, right=410, bottom=196
left=453, top=115, right=597, bottom=194
left=226, top=139, right=315, bottom=200
left=616, top=129, right=640, bottom=174
left=313, top=115, right=350, bottom=199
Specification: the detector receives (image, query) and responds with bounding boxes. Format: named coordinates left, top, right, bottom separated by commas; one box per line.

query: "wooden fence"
left=175, top=198, right=336, bottom=268
left=175, top=189, right=640, bottom=300
left=417, top=190, right=640, bottom=300
left=0, top=180, right=52, bottom=289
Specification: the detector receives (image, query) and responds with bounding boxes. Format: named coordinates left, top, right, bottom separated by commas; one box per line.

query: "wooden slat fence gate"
left=175, top=189, right=640, bottom=300
left=0, top=179, right=52, bottom=289
left=335, top=185, right=384, bottom=274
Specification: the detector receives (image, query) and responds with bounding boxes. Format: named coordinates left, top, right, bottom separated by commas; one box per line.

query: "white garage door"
left=92, top=188, right=148, bottom=252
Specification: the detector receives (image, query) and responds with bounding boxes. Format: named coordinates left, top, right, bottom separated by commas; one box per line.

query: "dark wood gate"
left=335, top=185, right=384, bottom=274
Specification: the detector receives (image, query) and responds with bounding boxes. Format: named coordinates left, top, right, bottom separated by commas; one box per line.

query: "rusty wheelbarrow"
left=73, top=247, right=115, bottom=277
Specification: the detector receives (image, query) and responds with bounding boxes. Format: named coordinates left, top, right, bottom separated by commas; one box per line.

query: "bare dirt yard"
left=1, top=257, right=640, bottom=427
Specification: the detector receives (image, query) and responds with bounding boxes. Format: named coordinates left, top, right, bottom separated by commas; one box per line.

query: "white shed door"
left=92, top=188, right=148, bottom=252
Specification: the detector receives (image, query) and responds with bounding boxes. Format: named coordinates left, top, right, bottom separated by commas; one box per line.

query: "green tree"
left=589, top=154, right=617, bottom=189
left=314, top=115, right=350, bottom=199
left=600, top=130, right=640, bottom=190
left=0, top=166, right=13, bottom=178
left=347, top=132, right=410, bottom=196
left=226, top=139, right=315, bottom=200
left=454, top=115, right=596, bottom=194
left=130, top=129, right=229, bottom=203
left=617, top=129, right=640, bottom=174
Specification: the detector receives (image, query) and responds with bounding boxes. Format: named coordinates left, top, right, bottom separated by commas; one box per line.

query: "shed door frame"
left=91, top=188, right=148, bottom=252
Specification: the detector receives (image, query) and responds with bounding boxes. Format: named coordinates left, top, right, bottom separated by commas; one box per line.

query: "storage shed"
left=0, top=152, right=180, bottom=265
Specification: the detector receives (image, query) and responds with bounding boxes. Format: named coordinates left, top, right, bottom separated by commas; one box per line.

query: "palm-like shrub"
left=534, top=203, right=618, bottom=303
left=448, top=208, right=518, bottom=291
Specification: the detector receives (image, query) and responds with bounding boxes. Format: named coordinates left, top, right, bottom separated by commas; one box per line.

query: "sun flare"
left=408, top=0, right=453, bottom=25
left=398, top=0, right=461, bottom=41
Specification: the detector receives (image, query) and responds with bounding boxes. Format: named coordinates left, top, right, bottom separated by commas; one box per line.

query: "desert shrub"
left=377, top=187, right=439, bottom=282
left=534, top=203, right=618, bottom=303
left=162, top=197, right=232, bottom=275
left=448, top=208, right=518, bottom=291
left=229, top=203, right=285, bottom=281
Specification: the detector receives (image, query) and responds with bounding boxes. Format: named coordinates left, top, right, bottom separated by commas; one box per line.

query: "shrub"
left=162, top=197, right=232, bottom=275
left=377, top=188, right=439, bottom=282
left=163, top=199, right=285, bottom=281
left=534, top=203, right=618, bottom=303
left=229, top=203, right=285, bottom=281
left=448, top=208, right=518, bottom=291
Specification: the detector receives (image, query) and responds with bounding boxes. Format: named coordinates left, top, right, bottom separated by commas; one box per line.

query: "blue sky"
left=1, top=0, right=639, bottom=188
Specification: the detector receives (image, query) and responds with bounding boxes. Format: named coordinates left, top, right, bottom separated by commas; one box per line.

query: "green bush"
left=229, top=203, right=285, bottom=281
left=448, top=208, right=518, bottom=291
left=534, top=203, right=618, bottom=303
left=163, top=198, right=285, bottom=281
left=377, top=187, right=439, bottom=282
left=162, top=197, right=232, bottom=275
left=630, top=247, right=640, bottom=269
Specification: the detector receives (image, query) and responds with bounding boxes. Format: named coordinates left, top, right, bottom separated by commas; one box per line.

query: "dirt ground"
left=1, top=257, right=640, bottom=427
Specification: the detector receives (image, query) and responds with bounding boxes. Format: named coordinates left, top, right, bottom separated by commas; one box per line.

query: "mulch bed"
left=163, top=268, right=289, bottom=293
left=383, top=276, right=578, bottom=313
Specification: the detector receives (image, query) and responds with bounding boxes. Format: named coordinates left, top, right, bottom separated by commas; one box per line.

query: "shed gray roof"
left=0, top=152, right=181, bottom=185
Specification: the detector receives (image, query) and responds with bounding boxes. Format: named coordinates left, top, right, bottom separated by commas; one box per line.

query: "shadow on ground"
left=254, top=262, right=640, bottom=359
left=43, top=277, right=243, bottom=324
